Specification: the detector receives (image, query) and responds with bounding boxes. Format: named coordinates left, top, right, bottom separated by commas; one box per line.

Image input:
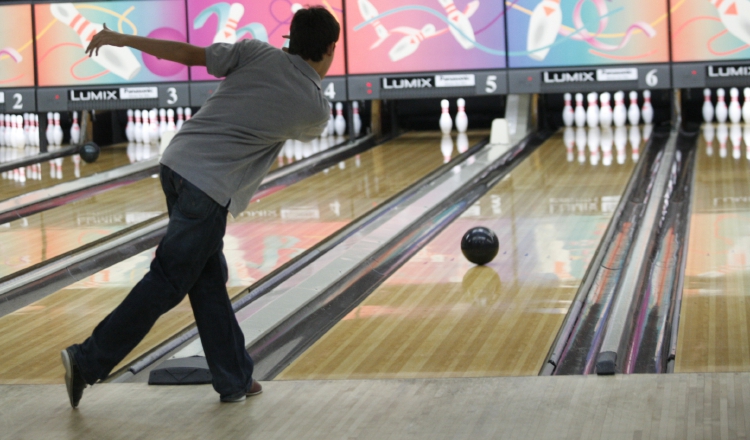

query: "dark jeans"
left=75, top=165, right=254, bottom=398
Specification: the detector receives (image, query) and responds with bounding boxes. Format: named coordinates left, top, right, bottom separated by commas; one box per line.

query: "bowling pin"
left=615, top=126, right=627, bottom=164
left=45, top=112, right=53, bottom=146
left=629, top=125, right=641, bottom=161
left=710, top=0, right=750, bottom=47
left=716, top=88, right=728, bottom=123
left=134, top=109, right=143, bottom=143
left=70, top=111, right=80, bottom=144
left=743, top=88, right=750, bottom=123
left=601, top=127, right=613, bottom=166
left=23, top=114, right=30, bottom=146
left=167, top=109, right=176, bottom=132
left=717, top=123, right=728, bottom=158
left=574, top=93, right=586, bottom=127
left=729, top=88, right=742, bottom=123
left=50, top=3, right=141, bottom=80
left=703, top=88, right=714, bottom=123
left=184, top=107, right=192, bottom=121
left=159, top=108, right=167, bottom=137
left=150, top=109, right=159, bottom=143
left=599, top=92, right=613, bottom=127
left=125, top=109, right=135, bottom=142
left=53, top=113, right=63, bottom=146
left=33, top=114, right=39, bottom=147
left=613, top=91, right=627, bottom=127
left=438, top=0, right=476, bottom=49
left=627, top=91, right=640, bottom=126
left=141, top=110, right=150, bottom=144
left=439, top=99, right=453, bottom=134
left=357, top=0, right=389, bottom=49
left=744, top=125, right=750, bottom=159
left=334, top=102, right=346, bottom=136
left=563, top=127, right=575, bottom=162
left=641, top=90, right=654, bottom=124
left=352, top=101, right=362, bottom=136
left=455, top=98, right=468, bottom=133
left=586, top=92, right=599, bottom=127
left=731, top=123, right=742, bottom=159
left=327, top=102, right=335, bottom=137
left=527, top=0, right=562, bottom=61
left=440, top=134, right=453, bottom=163
left=562, top=93, right=574, bottom=127
left=176, top=107, right=184, bottom=132
left=388, top=24, right=436, bottom=62
left=0, top=114, right=5, bottom=147
left=213, top=3, right=244, bottom=44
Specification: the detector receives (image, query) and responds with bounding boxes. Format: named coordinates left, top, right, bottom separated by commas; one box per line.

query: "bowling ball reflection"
left=461, top=266, right=502, bottom=307
left=460, top=226, right=499, bottom=265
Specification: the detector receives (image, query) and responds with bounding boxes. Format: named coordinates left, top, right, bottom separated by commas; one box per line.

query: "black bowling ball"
left=461, top=227, right=499, bottom=265
left=79, top=142, right=100, bottom=163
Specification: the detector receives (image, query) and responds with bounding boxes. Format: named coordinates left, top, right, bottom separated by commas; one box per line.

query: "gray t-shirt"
left=160, top=39, right=329, bottom=217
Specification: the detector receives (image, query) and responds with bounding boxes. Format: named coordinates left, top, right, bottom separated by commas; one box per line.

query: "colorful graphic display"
left=35, top=0, right=188, bottom=87
left=0, top=4, right=35, bottom=88
left=506, top=0, right=670, bottom=68
left=671, top=1, right=750, bottom=62
left=187, top=0, right=346, bottom=81
left=344, top=0, right=505, bottom=75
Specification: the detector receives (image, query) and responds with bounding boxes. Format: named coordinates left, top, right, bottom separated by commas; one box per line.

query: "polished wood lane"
left=0, top=131, right=485, bottom=384
left=0, top=176, right=166, bottom=278
left=675, top=124, right=750, bottom=373
left=278, top=127, right=644, bottom=380
left=0, top=142, right=147, bottom=201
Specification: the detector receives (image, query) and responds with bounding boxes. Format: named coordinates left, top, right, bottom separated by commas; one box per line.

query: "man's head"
left=287, top=6, right=339, bottom=77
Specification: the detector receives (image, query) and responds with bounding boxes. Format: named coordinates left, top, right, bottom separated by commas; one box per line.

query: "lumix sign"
left=69, top=87, right=159, bottom=102
left=70, top=89, right=119, bottom=101
left=708, top=65, right=750, bottom=78
left=382, top=77, right=433, bottom=89
left=543, top=70, right=596, bottom=84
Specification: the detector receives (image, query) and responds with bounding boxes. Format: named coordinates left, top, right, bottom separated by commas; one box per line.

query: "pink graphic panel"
left=344, top=0, right=505, bottom=75
left=671, top=0, right=750, bottom=62
left=35, top=0, right=188, bottom=87
left=187, top=0, right=346, bottom=81
left=0, top=4, right=35, bottom=88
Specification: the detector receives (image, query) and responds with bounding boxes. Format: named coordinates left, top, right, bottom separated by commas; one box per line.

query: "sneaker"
left=61, top=347, right=88, bottom=408
left=220, top=380, right=263, bottom=403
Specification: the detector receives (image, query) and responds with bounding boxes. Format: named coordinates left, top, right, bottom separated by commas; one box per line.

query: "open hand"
left=85, top=23, right=125, bottom=57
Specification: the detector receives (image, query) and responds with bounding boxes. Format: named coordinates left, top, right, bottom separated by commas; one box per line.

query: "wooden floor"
left=279, top=128, right=643, bottom=380
left=676, top=124, right=750, bottom=373
left=3, top=372, right=749, bottom=439
left=0, top=131, right=484, bottom=384
left=0, top=143, right=139, bottom=201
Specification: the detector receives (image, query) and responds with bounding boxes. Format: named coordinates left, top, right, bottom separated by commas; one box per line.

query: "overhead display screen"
left=187, top=0, right=346, bottom=81
left=344, top=0, right=505, bottom=75
left=35, top=0, right=188, bottom=87
left=0, top=4, right=35, bottom=88
left=671, top=1, right=750, bottom=62
left=506, top=0, right=670, bottom=68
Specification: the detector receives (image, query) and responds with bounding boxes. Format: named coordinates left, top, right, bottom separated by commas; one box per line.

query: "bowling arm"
left=86, top=24, right=206, bottom=67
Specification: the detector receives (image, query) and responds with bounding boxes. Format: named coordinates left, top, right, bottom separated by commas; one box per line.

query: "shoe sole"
left=60, top=349, right=76, bottom=408
left=221, top=385, right=263, bottom=402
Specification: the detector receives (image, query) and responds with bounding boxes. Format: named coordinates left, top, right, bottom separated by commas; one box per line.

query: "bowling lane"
left=277, top=127, right=646, bottom=380
left=675, top=124, right=750, bottom=373
left=0, top=142, right=148, bottom=201
left=0, top=138, right=329, bottom=278
left=0, top=131, right=486, bottom=384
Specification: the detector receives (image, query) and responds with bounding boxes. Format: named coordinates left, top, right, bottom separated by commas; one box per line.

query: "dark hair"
left=288, top=6, right=340, bottom=62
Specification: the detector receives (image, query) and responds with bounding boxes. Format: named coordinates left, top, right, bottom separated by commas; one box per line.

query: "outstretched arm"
left=86, top=24, right=206, bottom=66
